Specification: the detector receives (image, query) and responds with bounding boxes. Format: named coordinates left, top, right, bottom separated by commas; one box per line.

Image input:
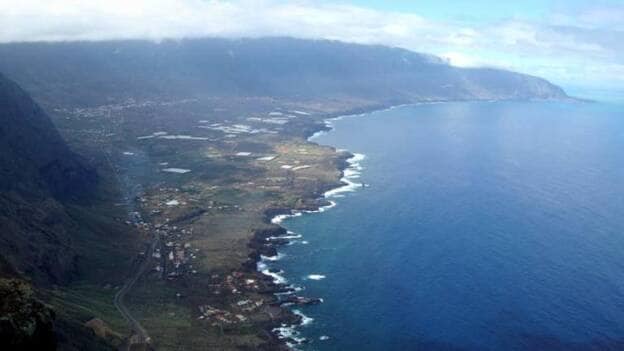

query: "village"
left=125, top=173, right=328, bottom=331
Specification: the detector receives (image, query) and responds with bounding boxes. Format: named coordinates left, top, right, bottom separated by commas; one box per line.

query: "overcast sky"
left=1, top=0, right=622, bottom=92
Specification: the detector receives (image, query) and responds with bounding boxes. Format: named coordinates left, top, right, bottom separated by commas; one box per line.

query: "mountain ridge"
left=0, top=37, right=568, bottom=108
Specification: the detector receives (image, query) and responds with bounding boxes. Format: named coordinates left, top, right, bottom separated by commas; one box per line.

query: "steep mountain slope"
left=0, top=38, right=567, bottom=108
left=0, top=72, right=98, bottom=284
left=0, top=73, right=139, bottom=350
left=0, top=73, right=96, bottom=349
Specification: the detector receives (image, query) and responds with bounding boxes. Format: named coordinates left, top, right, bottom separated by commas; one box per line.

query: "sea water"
left=269, top=101, right=624, bottom=350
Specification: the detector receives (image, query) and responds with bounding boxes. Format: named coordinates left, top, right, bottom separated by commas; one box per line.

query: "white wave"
left=323, top=177, right=361, bottom=197
left=309, top=129, right=327, bottom=140
left=299, top=200, right=336, bottom=215
left=318, top=201, right=336, bottom=212
left=260, top=253, right=284, bottom=261
left=162, top=167, right=191, bottom=174
left=349, top=153, right=366, bottom=163
left=293, top=310, right=314, bottom=326
left=267, top=234, right=303, bottom=241
left=306, top=274, right=326, bottom=280
left=261, top=268, right=287, bottom=284
left=322, top=152, right=367, bottom=198
left=273, top=324, right=307, bottom=347
left=274, top=287, right=297, bottom=296
left=319, top=335, right=330, bottom=341
left=271, top=211, right=302, bottom=224
left=344, top=169, right=361, bottom=178
left=273, top=325, right=297, bottom=339
left=271, top=214, right=289, bottom=224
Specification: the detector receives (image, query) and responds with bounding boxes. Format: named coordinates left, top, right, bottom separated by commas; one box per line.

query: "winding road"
left=113, top=231, right=160, bottom=344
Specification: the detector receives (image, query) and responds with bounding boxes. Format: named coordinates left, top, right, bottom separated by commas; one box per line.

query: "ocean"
left=264, top=101, right=624, bottom=350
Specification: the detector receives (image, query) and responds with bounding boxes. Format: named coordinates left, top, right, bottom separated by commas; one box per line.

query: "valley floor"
left=47, top=95, right=387, bottom=350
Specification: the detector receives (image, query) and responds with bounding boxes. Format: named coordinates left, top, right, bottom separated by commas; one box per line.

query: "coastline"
left=250, top=100, right=474, bottom=347
left=121, top=97, right=582, bottom=350
left=243, top=97, right=616, bottom=349
left=250, top=99, right=468, bottom=347
left=250, top=105, right=383, bottom=348
left=251, top=98, right=528, bottom=348
left=107, top=100, right=407, bottom=350
left=267, top=153, right=365, bottom=347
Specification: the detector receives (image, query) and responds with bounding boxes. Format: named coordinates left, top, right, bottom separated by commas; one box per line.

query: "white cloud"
left=0, top=0, right=622, bottom=88
left=440, top=52, right=511, bottom=69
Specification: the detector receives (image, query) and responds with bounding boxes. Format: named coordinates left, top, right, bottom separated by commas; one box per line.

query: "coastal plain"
left=46, top=95, right=379, bottom=350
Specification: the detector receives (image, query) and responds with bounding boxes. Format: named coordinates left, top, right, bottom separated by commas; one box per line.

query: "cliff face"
left=0, top=73, right=97, bottom=200
left=0, top=73, right=97, bottom=285
left=0, top=38, right=568, bottom=107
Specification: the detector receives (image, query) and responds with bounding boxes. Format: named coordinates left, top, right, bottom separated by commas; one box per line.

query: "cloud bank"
left=0, top=0, right=622, bottom=89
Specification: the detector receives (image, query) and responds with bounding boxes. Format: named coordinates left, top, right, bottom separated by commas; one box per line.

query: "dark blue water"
left=271, top=101, right=624, bottom=351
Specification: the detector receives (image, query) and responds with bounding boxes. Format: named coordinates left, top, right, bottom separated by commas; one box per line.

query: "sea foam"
left=257, top=261, right=287, bottom=284
left=324, top=153, right=366, bottom=198
left=260, top=253, right=285, bottom=261
left=293, top=309, right=314, bottom=326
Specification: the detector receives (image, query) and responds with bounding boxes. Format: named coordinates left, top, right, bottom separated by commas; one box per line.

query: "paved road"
left=113, top=233, right=159, bottom=344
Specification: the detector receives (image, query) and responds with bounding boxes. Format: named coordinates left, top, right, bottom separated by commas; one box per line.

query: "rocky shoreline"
left=241, top=97, right=593, bottom=349
left=105, top=98, right=390, bottom=350
left=244, top=178, right=350, bottom=347
left=241, top=102, right=421, bottom=348
left=243, top=133, right=359, bottom=348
